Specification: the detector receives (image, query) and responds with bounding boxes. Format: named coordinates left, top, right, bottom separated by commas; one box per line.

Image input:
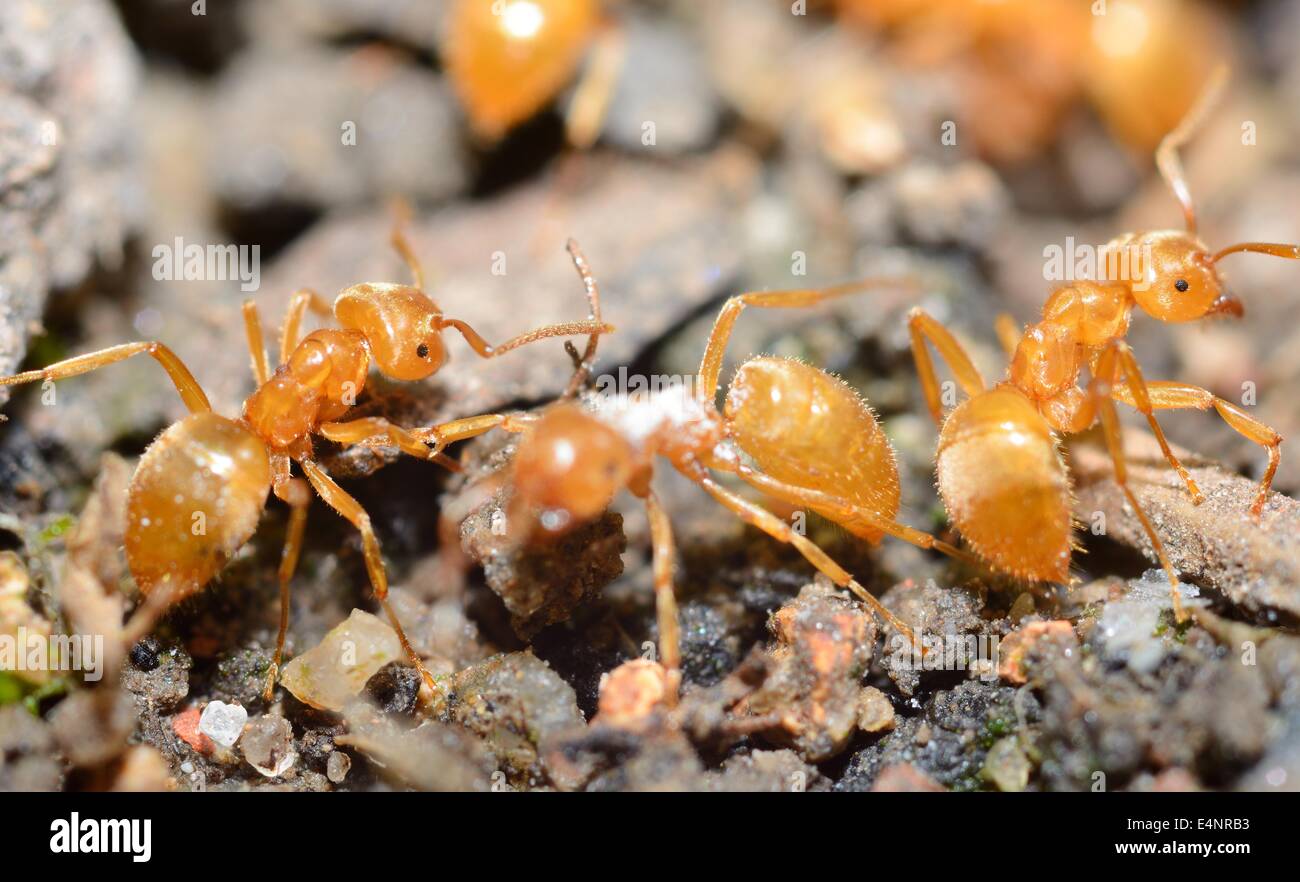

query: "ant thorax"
left=590, top=381, right=723, bottom=460
left=242, top=329, right=369, bottom=450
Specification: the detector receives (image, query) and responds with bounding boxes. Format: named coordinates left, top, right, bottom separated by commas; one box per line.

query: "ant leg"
left=712, top=459, right=978, bottom=567
left=696, top=279, right=917, bottom=404
left=407, top=412, right=537, bottom=457
left=1107, top=344, right=1204, bottom=504
left=994, top=313, right=1022, bottom=360
left=242, top=300, right=270, bottom=385
left=280, top=288, right=331, bottom=364
left=907, top=308, right=986, bottom=426
left=688, top=470, right=920, bottom=648
left=0, top=342, right=210, bottom=413
left=317, top=416, right=464, bottom=471
left=264, top=455, right=310, bottom=702
left=564, top=21, right=625, bottom=150
left=639, top=488, right=682, bottom=705
left=298, top=459, right=440, bottom=695
left=1156, top=63, right=1227, bottom=235
left=1090, top=345, right=1187, bottom=622
left=1113, top=380, right=1283, bottom=520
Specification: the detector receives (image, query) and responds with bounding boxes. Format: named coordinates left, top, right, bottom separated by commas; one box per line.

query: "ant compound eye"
left=416, top=343, right=430, bottom=359
left=1175, top=279, right=1189, bottom=292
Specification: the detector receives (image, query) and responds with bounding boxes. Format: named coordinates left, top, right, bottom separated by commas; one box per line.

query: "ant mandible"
left=905, top=67, right=1296, bottom=623
left=0, top=221, right=613, bottom=700
left=442, top=0, right=624, bottom=148
left=485, top=278, right=975, bottom=703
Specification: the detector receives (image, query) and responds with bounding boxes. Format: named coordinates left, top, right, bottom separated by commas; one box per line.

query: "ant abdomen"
left=725, top=357, right=900, bottom=542
left=936, top=386, right=1072, bottom=582
left=125, top=412, right=272, bottom=603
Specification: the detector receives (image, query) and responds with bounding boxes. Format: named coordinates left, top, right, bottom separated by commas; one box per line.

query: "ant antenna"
left=564, top=340, right=584, bottom=371
left=388, top=196, right=426, bottom=291
left=1212, top=242, right=1300, bottom=262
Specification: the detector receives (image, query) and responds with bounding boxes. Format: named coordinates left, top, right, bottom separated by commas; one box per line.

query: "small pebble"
left=982, top=737, right=1031, bottom=793
left=129, top=638, right=160, bottom=671
left=326, top=751, right=351, bottom=784
left=198, top=700, right=248, bottom=749
left=171, top=706, right=214, bottom=755
left=280, top=609, right=404, bottom=712
left=242, top=715, right=296, bottom=778
left=857, top=686, right=896, bottom=734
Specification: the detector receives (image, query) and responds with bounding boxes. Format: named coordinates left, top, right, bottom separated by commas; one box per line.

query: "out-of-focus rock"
left=0, top=705, right=62, bottom=791
left=889, top=161, right=1010, bottom=250
left=0, top=551, right=51, bottom=686
left=707, top=749, right=828, bottom=793
left=462, top=496, right=625, bottom=639
left=48, top=689, right=136, bottom=767
left=870, top=763, right=946, bottom=793
left=738, top=580, right=877, bottom=762
left=338, top=699, right=491, bottom=792
left=210, top=47, right=467, bottom=210
left=242, top=0, right=447, bottom=54
left=601, top=16, right=720, bottom=154
left=437, top=651, right=586, bottom=790
left=562, top=724, right=706, bottom=793
left=0, top=0, right=141, bottom=404
left=982, top=736, right=1031, bottom=792
left=106, top=744, right=173, bottom=792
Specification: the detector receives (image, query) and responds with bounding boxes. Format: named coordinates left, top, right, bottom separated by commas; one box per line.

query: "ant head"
left=1122, top=231, right=1300, bottom=323
left=511, top=403, right=633, bottom=535
left=334, top=283, right=447, bottom=380
left=1121, top=230, right=1224, bottom=322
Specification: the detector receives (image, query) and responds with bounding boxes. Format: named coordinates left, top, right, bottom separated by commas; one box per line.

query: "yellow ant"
left=905, top=68, right=1296, bottom=622
left=482, top=278, right=975, bottom=703
left=0, top=222, right=613, bottom=701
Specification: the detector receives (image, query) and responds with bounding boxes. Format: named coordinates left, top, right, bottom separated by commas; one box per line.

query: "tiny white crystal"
left=198, top=700, right=248, bottom=748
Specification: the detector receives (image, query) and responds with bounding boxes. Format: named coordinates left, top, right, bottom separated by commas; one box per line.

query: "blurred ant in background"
left=832, top=0, right=1227, bottom=164
left=442, top=0, right=624, bottom=149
